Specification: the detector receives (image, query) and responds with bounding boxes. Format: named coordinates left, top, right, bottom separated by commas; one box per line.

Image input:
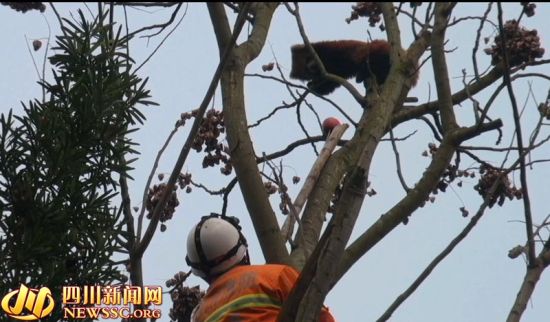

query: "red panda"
left=290, top=39, right=418, bottom=95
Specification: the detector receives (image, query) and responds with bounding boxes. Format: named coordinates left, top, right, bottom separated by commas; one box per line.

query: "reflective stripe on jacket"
left=191, top=264, right=336, bottom=322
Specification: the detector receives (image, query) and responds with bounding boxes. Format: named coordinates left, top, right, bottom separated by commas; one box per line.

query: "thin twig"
left=49, top=2, right=64, bottom=29
left=248, top=93, right=306, bottom=129
left=127, top=3, right=182, bottom=38
left=244, top=73, right=357, bottom=126
left=462, top=69, right=482, bottom=123
left=133, top=3, right=188, bottom=73
left=449, top=13, right=497, bottom=28
left=478, top=72, right=547, bottom=132
left=389, top=128, right=410, bottom=192
left=417, top=115, right=443, bottom=142
left=411, top=5, right=418, bottom=39
left=40, top=14, right=51, bottom=103
left=509, top=214, right=550, bottom=260
left=521, top=158, right=550, bottom=169
left=115, top=2, right=179, bottom=7
left=497, top=3, right=536, bottom=266
left=137, top=125, right=179, bottom=240
left=190, top=179, right=227, bottom=195
left=461, top=132, right=550, bottom=152
left=472, top=3, right=493, bottom=82
left=295, top=99, right=319, bottom=156
left=24, top=36, right=41, bottom=81
left=221, top=177, right=238, bottom=216
left=395, top=4, right=431, bottom=30
left=255, top=129, right=416, bottom=165
left=256, top=136, right=335, bottom=163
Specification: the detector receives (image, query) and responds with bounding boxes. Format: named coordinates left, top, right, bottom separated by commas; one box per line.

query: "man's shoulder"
left=230, top=264, right=298, bottom=276
left=224, top=264, right=299, bottom=292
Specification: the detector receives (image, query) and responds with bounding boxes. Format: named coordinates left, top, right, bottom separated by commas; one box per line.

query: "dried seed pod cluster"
left=345, top=2, right=382, bottom=27
left=178, top=172, right=193, bottom=193
left=278, top=184, right=290, bottom=216
left=1, top=2, right=45, bottom=13
left=485, top=20, right=544, bottom=67
left=420, top=143, right=477, bottom=216
left=263, top=181, right=293, bottom=216
left=264, top=181, right=278, bottom=195
left=146, top=183, right=179, bottom=223
left=474, top=165, right=522, bottom=208
left=521, top=2, right=536, bottom=17
left=169, top=285, right=204, bottom=322
left=184, top=109, right=233, bottom=176
left=538, top=101, right=550, bottom=120
left=166, top=271, right=204, bottom=321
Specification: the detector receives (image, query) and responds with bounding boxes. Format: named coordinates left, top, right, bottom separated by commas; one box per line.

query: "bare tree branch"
left=133, top=3, right=250, bottom=259
left=506, top=245, right=550, bottom=322
left=212, top=2, right=290, bottom=263
left=127, top=3, right=182, bottom=38
left=221, top=177, right=238, bottom=217
left=137, top=124, right=179, bottom=240
left=394, top=59, right=550, bottom=126
left=133, top=3, right=188, bottom=73
left=288, top=6, right=431, bottom=275
left=431, top=2, right=458, bottom=132
left=497, top=3, right=536, bottom=266
left=280, top=4, right=432, bottom=321
left=377, top=161, right=517, bottom=322
left=389, top=128, right=410, bottom=192
left=114, top=2, right=179, bottom=8
left=471, top=3, right=493, bottom=82
left=49, top=2, right=64, bottom=29
left=337, top=120, right=503, bottom=285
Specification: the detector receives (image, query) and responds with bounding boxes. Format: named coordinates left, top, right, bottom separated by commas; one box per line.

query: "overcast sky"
left=1, top=3, right=549, bottom=322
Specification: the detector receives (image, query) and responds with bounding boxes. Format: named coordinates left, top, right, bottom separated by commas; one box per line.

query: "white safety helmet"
left=186, top=214, right=249, bottom=278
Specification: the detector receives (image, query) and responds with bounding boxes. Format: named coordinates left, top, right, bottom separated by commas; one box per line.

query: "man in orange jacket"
left=186, top=214, right=336, bottom=322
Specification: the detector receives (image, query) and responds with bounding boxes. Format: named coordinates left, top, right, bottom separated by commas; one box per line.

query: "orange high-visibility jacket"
left=191, top=264, right=336, bottom=322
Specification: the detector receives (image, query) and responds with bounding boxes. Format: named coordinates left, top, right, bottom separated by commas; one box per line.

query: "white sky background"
left=1, top=2, right=549, bottom=322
